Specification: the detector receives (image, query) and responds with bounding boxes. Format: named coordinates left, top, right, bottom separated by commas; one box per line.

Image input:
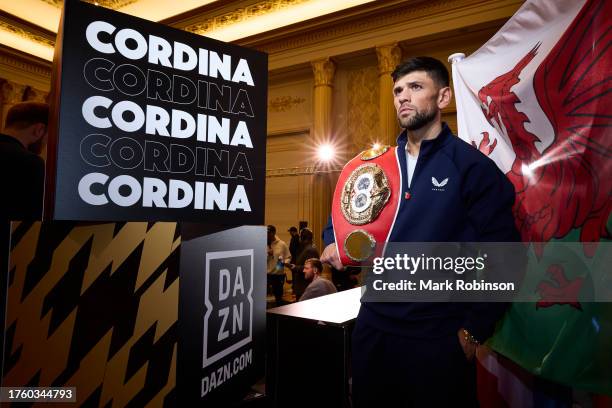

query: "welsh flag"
left=450, top=0, right=612, bottom=401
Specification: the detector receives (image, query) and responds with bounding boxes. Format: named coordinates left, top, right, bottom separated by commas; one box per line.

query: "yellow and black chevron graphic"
left=3, top=221, right=181, bottom=407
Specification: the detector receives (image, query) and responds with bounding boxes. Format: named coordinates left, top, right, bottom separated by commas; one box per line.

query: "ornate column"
left=310, top=58, right=336, bottom=250
left=311, top=58, right=336, bottom=143
left=24, top=87, right=49, bottom=103
left=376, top=43, right=402, bottom=145
left=0, top=80, right=27, bottom=128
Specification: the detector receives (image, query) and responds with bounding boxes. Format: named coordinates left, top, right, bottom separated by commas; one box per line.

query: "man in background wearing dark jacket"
left=0, top=102, right=48, bottom=220
left=321, top=57, right=519, bottom=407
left=1, top=101, right=48, bottom=373
left=288, top=226, right=300, bottom=267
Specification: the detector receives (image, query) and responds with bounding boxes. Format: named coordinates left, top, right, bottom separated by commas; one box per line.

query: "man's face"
left=393, top=71, right=441, bottom=131
left=303, top=262, right=315, bottom=280
left=267, top=230, right=275, bottom=244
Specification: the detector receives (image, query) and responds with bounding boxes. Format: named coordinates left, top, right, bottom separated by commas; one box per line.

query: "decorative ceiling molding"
left=0, top=0, right=520, bottom=76
left=39, top=0, right=63, bottom=7
left=235, top=0, right=521, bottom=70
left=185, top=0, right=309, bottom=35
left=244, top=0, right=467, bottom=52
left=0, top=45, right=52, bottom=91
left=40, top=0, right=137, bottom=10
left=0, top=9, right=56, bottom=47
left=236, top=0, right=427, bottom=48
left=0, top=20, right=55, bottom=48
left=0, top=45, right=51, bottom=75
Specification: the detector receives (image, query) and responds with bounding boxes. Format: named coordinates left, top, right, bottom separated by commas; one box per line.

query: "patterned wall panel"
left=267, top=78, right=312, bottom=134
left=346, top=66, right=379, bottom=157
left=3, top=221, right=181, bottom=407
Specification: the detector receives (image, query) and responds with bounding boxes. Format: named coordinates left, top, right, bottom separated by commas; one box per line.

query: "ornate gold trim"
left=24, top=86, right=49, bottom=102
left=240, top=0, right=519, bottom=56
left=185, top=0, right=309, bottom=35
left=40, top=0, right=137, bottom=9
left=266, top=166, right=342, bottom=177
left=39, top=0, right=62, bottom=7
left=268, top=96, right=306, bottom=112
left=376, top=43, right=402, bottom=75
left=39, top=0, right=61, bottom=7
left=361, top=145, right=390, bottom=160
left=0, top=46, right=52, bottom=79
left=311, top=58, right=335, bottom=87
left=0, top=21, right=55, bottom=48
left=0, top=80, right=28, bottom=103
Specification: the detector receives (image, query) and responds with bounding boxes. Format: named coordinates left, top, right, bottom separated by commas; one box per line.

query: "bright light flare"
left=522, top=145, right=570, bottom=185
left=317, top=143, right=336, bottom=162
left=307, top=138, right=343, bottom=170
left=521, top=163, right=534, bottom=180
left=372, top=142, right=381, bottom=150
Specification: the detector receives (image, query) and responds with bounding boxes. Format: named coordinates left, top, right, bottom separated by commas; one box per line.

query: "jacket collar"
left=0, top=133, right=26, bottom=149
left=396, top=122, right=453, bottom=158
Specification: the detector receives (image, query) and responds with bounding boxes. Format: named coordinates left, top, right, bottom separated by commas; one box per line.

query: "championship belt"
left=331, top=145, right=401, bottom=267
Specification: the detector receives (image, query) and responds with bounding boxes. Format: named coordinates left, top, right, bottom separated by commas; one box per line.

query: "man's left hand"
left=321, top=243, right=343, bottom=270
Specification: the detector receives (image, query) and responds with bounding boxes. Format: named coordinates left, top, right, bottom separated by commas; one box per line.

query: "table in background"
left=266, top=288, right=361, bottom=408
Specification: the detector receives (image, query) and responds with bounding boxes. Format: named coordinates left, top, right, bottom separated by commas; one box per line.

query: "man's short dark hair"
left=300, top=227, right=313, bottom=242
left=391, top=57, right=449, bottom=88
left=267, top=225, right=276, bottom=234
left=305, top=258, right=322, bottom=273
left=5, top=102, right=49, bottom=129
left=288, top=226, right=298, bottom=233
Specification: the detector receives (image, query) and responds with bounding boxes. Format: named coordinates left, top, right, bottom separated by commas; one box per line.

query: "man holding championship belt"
left=321, top=57, right=519, bottom=407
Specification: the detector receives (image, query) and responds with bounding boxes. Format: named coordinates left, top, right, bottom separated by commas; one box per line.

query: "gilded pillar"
left=1, top=80, right=27, bottom=129
left=376, top=44, right=402, bottom=145
left=310, top=58, right=336, bottom=250
left=24, top=87, right=49, bottom=103
left=311, top=58, right=336, bottom=143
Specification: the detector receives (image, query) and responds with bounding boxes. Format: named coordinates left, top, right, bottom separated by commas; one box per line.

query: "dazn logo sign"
left=203, top=250, right=253, bottom=368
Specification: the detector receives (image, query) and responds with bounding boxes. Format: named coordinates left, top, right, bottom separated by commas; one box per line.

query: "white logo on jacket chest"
left=431, top=177, right=448, bottom=191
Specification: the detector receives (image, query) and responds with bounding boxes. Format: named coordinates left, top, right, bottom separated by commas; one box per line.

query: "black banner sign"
left=48, top=0, right=267, bottom=223
left=178, top=225, right=266, bottom=406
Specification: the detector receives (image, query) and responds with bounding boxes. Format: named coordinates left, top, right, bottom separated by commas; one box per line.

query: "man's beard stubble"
left=399, top=105, right=437, bottom=131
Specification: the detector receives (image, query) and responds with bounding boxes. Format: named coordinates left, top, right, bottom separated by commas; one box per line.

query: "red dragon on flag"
left=474, top=0, right=611, bottom=310
left=475, top=0, right=611, bottom=253
left=452, top=0, right=611, bottom=398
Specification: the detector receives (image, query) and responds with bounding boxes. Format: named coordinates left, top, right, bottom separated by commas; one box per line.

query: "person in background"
left=0, top=102, right=49, bottom=220
left=288, top=226, right=300, bottom=269
left=287, top=228, right=319, bottom=301
left=0, top=101, right=49, bottom=373
left=299, top=258, right=336, bottom=301
left=267, top=225, right=291, bottom=306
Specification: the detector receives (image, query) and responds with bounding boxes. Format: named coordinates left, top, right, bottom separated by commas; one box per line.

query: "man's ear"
left=437, top=86, right=452, bottom=110
left=32, top=123, right=47, bottom=140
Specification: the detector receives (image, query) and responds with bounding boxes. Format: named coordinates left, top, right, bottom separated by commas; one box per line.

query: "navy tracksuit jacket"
left=323, top=123, right=520, bottom=342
